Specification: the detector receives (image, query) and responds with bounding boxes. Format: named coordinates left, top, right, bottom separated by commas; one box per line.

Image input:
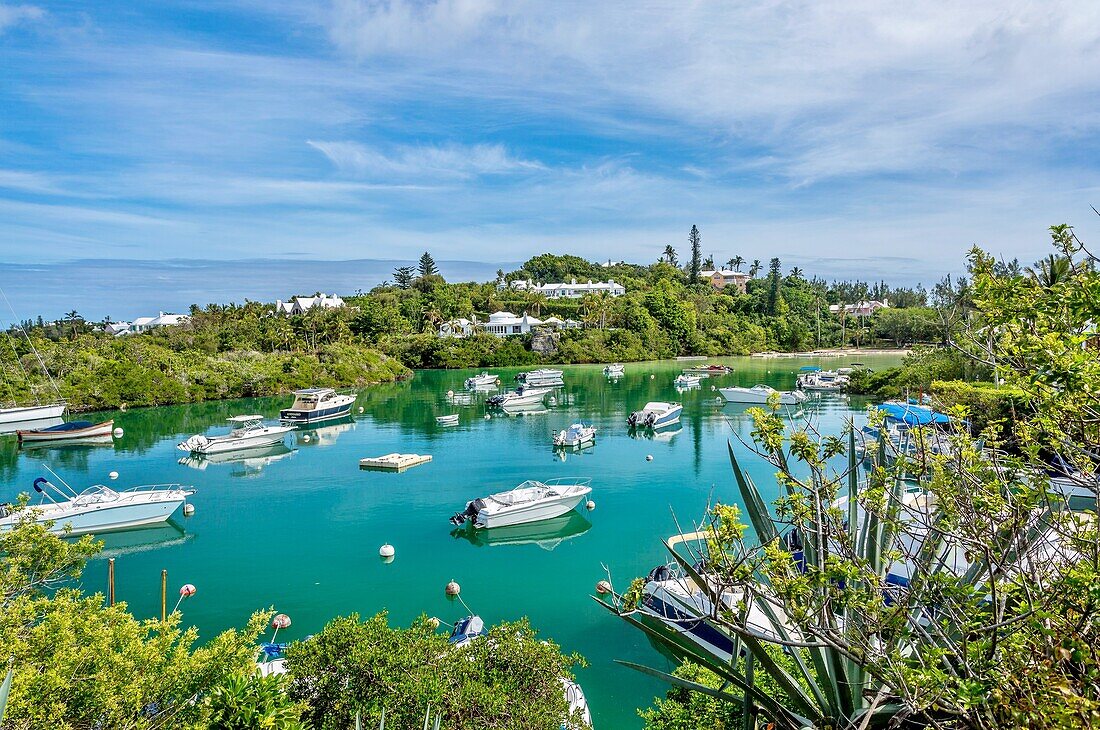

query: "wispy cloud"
left=307, top=140, right=544, bottom=179
left=0, top=3, right=43, bottom=34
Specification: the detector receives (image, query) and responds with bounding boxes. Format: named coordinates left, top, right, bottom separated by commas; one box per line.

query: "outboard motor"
left=645, top=412, right=657, bottom=428
left=646, top=564, right=671, bottom=582
left=627, top=412, right=638, bottom=427
left=449, top=499, right=484, bottom=526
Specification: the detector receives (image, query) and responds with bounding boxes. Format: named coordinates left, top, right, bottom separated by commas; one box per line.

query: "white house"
left=829, top=299, right=890, bottom=317
left=275, top=293, right=345, bottom=316
left=438, top=317, right=478, bottom=338
left=109, top=312, right=190, bottom=336
left=510, top=278, right=625, bottom=298
left=542, top=316, right=583, bottom=330
left=481, top=311, right=543, bottom=337
left=699, top=270, right=750, bottom=293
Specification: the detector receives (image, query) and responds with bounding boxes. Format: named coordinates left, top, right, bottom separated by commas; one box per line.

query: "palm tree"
left=789, top=266, right=803, bottom=280
left=731, top=255, right=744, bottom=272
left=64, top=310, right=81, bottom=340
left=662, top=245, right=678, bottom=266
left=1027, top=254, right=1073, bottom=288
left=527, top=290, right=548, bottom=317
left=749, top=259, right=762, bottom=278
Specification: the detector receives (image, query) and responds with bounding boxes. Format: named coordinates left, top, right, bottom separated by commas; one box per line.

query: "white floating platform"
left=359, top=453, right=433, bottom=471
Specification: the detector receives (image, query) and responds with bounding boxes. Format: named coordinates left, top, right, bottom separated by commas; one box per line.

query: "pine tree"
left=418, top=252, right=439, bottom=278
left=688, top=225, right=702, bottom=281
left=392, top=266, right=415, bottom=289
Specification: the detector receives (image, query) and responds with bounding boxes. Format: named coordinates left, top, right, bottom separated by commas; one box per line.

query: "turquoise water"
left=0, top=355, right=902, bottom=727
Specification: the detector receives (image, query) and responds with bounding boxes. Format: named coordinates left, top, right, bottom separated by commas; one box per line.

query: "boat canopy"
left=879, top=402, right=952, bottom=426
left=799, top=365, right=821, bottom=372
left=227, top=415, right=264, bottom=422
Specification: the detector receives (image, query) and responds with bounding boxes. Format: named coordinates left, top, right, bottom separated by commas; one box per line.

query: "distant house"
left=274, top=293, right=345, bottom=315
left=438, top=317, right=477, bottom=338
left=509, top=278, right=625, bottom=298
left=481, top=311, right=543, bottom=337
left=699, top=270, right=750, bottom=294
left=542, top=316, right=582, bottom=330
left=829, top=299, right=890, bottom=317
left=109, top=312, right=190, bottom=336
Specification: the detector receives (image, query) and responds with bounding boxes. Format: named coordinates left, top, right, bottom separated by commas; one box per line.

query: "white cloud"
left=306, top=140, right=544, bottom=179
left=0, top=3, right=42, bottom=34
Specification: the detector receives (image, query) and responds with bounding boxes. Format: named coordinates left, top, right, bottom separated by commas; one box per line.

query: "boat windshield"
left=73, top=485, right=120, bottom=505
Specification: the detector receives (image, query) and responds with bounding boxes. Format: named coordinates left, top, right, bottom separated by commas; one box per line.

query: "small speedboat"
left=627, top=401, right=682, bottom=429
left=17, top=419, right=114, bottom=443
left=487, top=387, right=550, bottom=408
left=436, top=414, right=460, bottom=426
left=683, top=364, right=732, bottom=376
left=0, top=476, right=193, bottom=536
left=279, top=388, right=356, bottom=423
left=554, top=423, right=596, bottom=448
left=178, top=416, right=294, bottom=455
left=719, top=385, right=806, bottom=405
left=517, top=368, right=565, bottom=387
left=448, top=615, right=592, bottom=728
left=674, top=374, right=702, bottom=387
left=603, top=363, right=625, bottom=377
left=797, top=370, right=849, bottom=392
left=449, top=478, right=592, bottom=529
left=464, top=372, right=500, bottom=389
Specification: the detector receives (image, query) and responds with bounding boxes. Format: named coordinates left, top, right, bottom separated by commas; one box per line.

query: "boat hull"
left=279, top=397, right=354, bottom=423
left=184, top=429, right=292, bottom=455
left=17, top=419, right=114, bottom=442
left=0, top=402, right=66, bottom=425
left=0, top=496, right=188, bottom=536
left=476, top=492, right=589, bottom=529
left=719, top=387, right=804, bottom=405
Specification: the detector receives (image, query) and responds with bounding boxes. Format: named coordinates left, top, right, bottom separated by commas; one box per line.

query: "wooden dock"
left=359, top=453, right=433, bottom=472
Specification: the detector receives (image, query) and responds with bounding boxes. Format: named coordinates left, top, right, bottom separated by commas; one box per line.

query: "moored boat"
left=449, top=478, right=592, bottom=529
left=517, top=368, right=565, bottom=387
left=603, top=363, right=625, bottom=377
left=627, top=401, right=682, bottom=429
left=464, top=372, right=500, bottom=389
left=674, top=374, right=702, bottom=388
left=178, top=415, right=294, bottom=455
left=554, top=423, right=596, bottom=448
left=0, top=401, right=67, bottom=427
left=683, top=364, right=732, bottom=376
left=279, top=388, right=356, bottom=423
left=0, top=476, right=193, bottom=536
left=436, top=414, right=460, bottom=425
left=487, top=386, right=550, bottom=408
left=797, top=369, right=850, bottom=392
left=718, top=385, right=806, bottom=406
left=17, top=419, right=114, bottom=443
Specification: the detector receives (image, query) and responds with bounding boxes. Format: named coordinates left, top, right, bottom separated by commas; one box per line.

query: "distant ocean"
left=0, top=258, right=515, bottom=324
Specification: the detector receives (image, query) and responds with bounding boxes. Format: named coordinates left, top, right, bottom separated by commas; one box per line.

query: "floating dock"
left=359, top=453, right=433, bottom=471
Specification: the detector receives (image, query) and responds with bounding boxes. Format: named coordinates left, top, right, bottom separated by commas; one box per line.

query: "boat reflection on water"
left=19, top=433, right=115, bottom=451
left=628, top=422, right=683, bottom=441
left=499, top=402, right=550, bottom=418
left=84, top=521, right=192, bottom=557
left=294, top=416, right=355, bottom=448
left=450, top=511, right=592, bottom=551
left=178, top=443, right=295, bottom=477
left=553, top=441, right=596, bottom=461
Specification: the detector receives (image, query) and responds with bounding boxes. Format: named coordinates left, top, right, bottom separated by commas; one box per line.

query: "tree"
left=765, top=257, right=782, bottom=315
left=749, top=259, right=762, bottom=277
left=788, top=266, right=803, bottom=280
left=663, top=245, right=678, bottom=267
left=285, top=612, right=585, bottom=729
left=392, top=266, right=415, bottom=290
left=417, top=252, right=439, bottom=278
left=688, top=225, right=702, bottom=281
left=731, top=255, right=745, bottom=272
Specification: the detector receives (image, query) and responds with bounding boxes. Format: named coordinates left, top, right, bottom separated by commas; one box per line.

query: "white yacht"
left=279, top=388, right=356, bottom=423
left=627, top=401, right=682, bottom=429
left=674, top=374, right=702, bottom=388
left=464, top=372, right=500, bottom=389
left=449, top=478, right=592, bottom=529
left=719, top=385, right=807, bottom=406
left=177, top=415, right=294, bottom=455
left=604, top=363, right=625, bottom=377
left=796, top=369, right=849, bottom=392
left=517, top=368, right=565, bottom=387
left=0, top=476, right=193, bottom=536
left=554, top=423, right=597, bottom=448
left=487, top=387, right=550, bottom=408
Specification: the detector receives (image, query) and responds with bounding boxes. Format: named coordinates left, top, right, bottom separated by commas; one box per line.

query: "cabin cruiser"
left=17, top=419, right=114, bottom=444
left=627, top=401, right=682, bottom=429
left=517, top=368, right=565, bottom=387
left=604, top=363, right=625, bottom=377
left=464, top=372, right=500, bottom=389
left=448, top=615, right=592, bottom=728
left=674, top=374, right=702, bottom=388
left=486, top=386, right=550, bottom=408
left=719, top=385, right=807, bottom=406
left=0, top=476, right=193, bottom=536
left=178, top=415, right=294, bottom=455
left=279, top=388, right=356, bottom=424
left=554, top=423, right=596, bottom=448
left=449, top=478, right=592, bottom=529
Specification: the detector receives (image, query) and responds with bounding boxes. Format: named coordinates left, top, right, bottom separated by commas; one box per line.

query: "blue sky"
left=2, top=0, right=1099, bottom=304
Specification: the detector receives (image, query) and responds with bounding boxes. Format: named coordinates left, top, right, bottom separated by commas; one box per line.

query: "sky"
left=2, top=1, right=1099, bottom=319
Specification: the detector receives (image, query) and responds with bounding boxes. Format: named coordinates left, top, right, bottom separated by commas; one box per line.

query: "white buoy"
left=445, top=579, right=461, bottom=597
left=585, top=500, right=596, bottom=511
left=484, top=414, right=491, bottom=420
left=447, top=390, right=454, bottom=397
left=358, top=406, right=365, bottom=413
left=183, top=504, right=195, bottom=516
left=379, top=544, right=395, bottom=558
left=112, top=427, right=124, bottom=438
left=646, top=454, right=654, bottom=462
left=303, top=435, right=311, bottom=442
left=108, top=471, right=119, bottom=480
left=650, top=374, right=655, bottom=380
left=428, top=616, right=441, bottom=629
left=596, top=580, right=613, bottom=595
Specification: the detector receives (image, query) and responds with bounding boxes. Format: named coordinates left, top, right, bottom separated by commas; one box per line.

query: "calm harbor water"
left=0, top=355, right=902, bottom=727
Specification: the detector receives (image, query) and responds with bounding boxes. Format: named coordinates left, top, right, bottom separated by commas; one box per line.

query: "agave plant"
left=598, top=402, right=1097, bottom=729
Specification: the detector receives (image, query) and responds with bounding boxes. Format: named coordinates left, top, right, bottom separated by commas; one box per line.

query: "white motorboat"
left=674, top=374, right=702, bottom=388
left=719, top=384, right=807, bottom=406
left=449, top=478, right=592, bottom=529
left=436, top=414, right=460, bottom=425
left=177, top=415, right=294, bottom=455
left=627, top=401, right=682, bottom=429
left=797, top=370, right=849, bottom=392
left=464, top=372, right=500, bottom=389
left=279, top=388, right=356, bottom=423
left=0, top=401, right=67, bottom=426
left=554, top=423, right=596, bottom=448
left=604, top=363, right=625, bottom=377
left=683, top=365, right=732, bottom=376
left=447, top=615, right=592, bottom=728
left=0, top=476, right=193, bottom=536
left=487, top=386, right=550, bottom=408
left=17, top=418, right=115, bottom=443
left=517, top=368, right=565, bottom=387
